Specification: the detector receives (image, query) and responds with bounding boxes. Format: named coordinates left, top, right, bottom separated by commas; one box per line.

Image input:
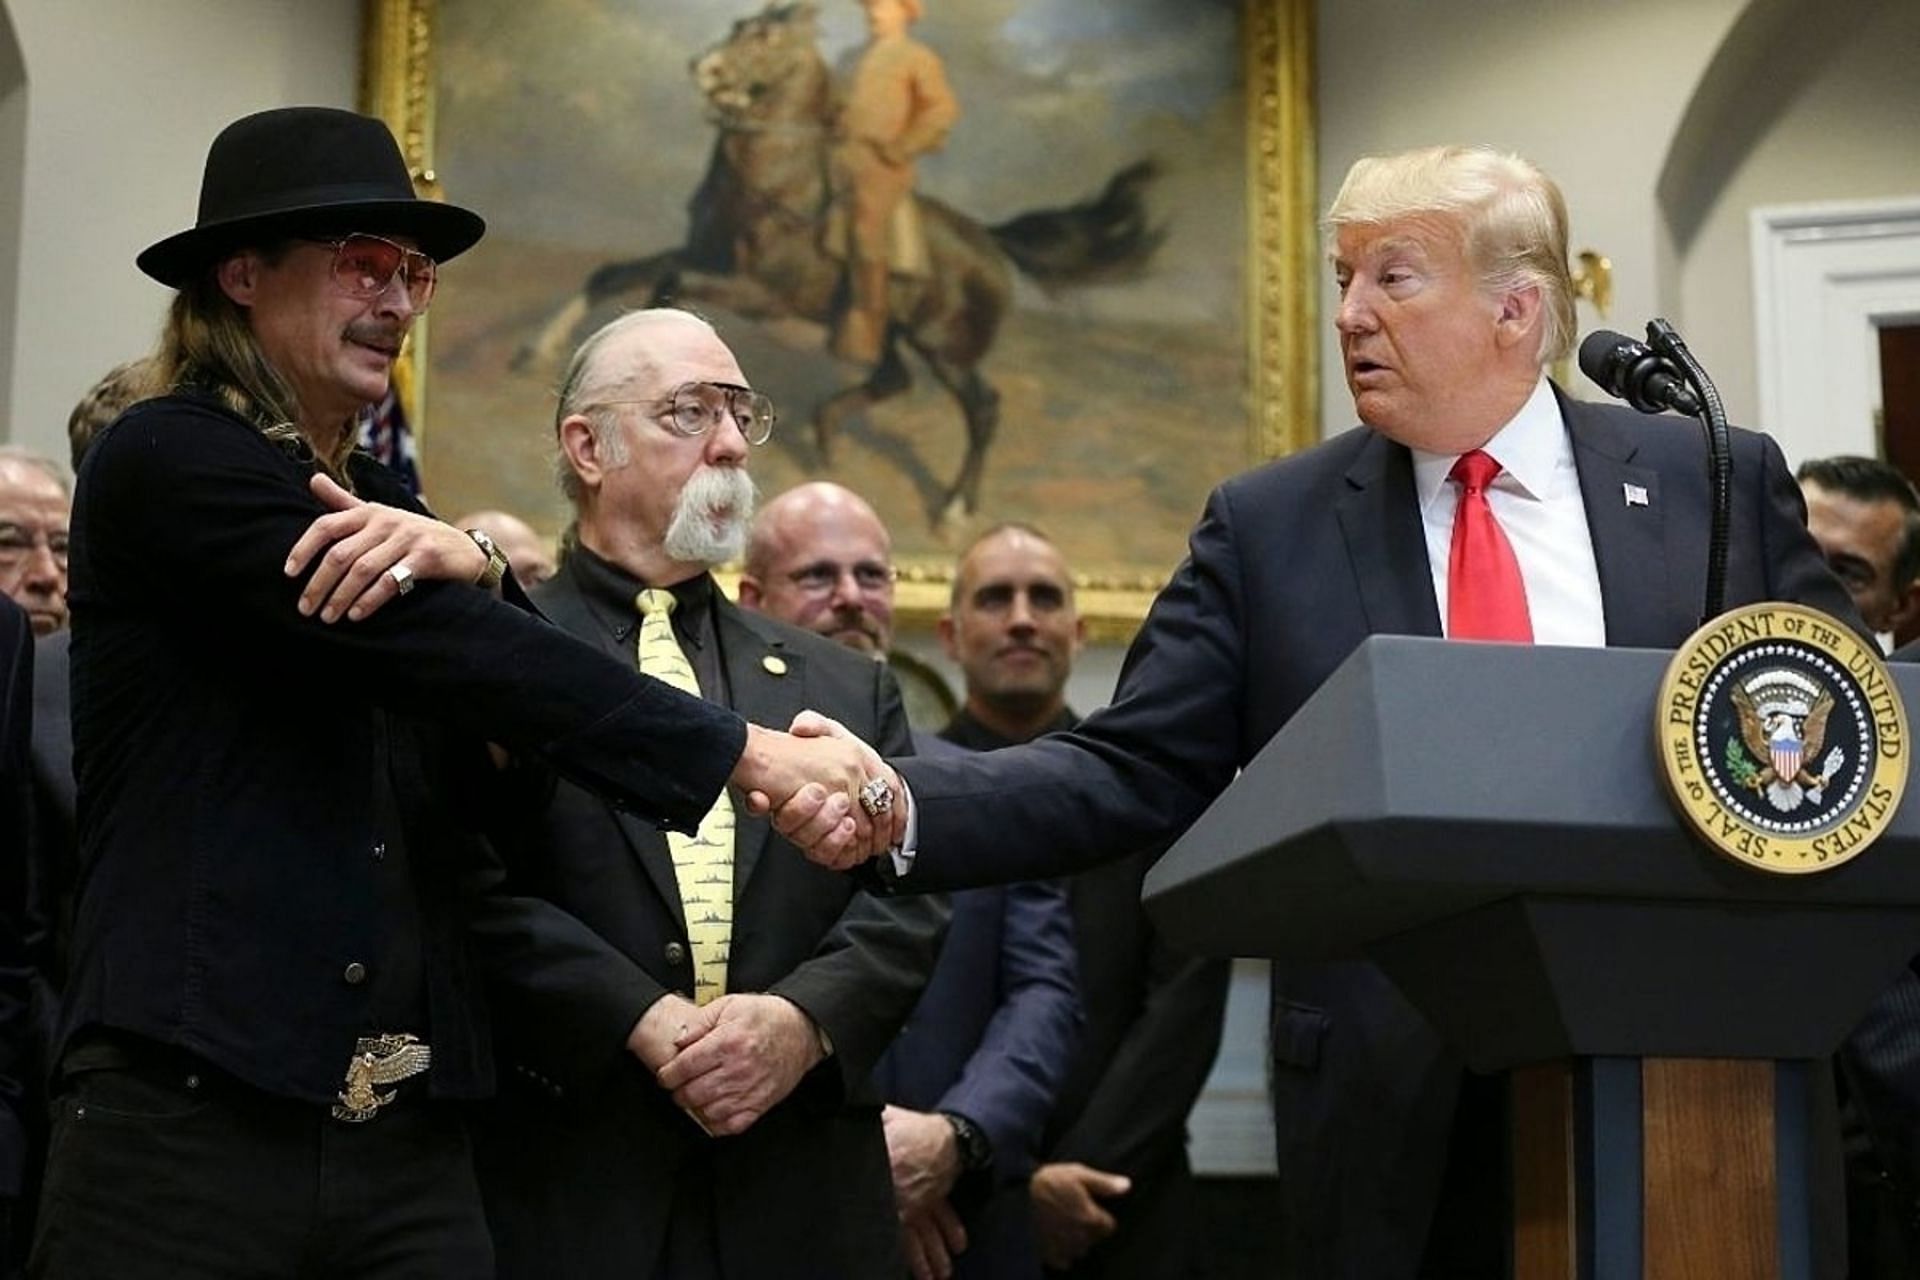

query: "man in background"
left=476, top=314, right=946, bottom=1280
left=932, top=523, right=1228, bottom=1278
left=0, top=450, right=69, bottom=638
left=743, top=482, right=1079, bottom=1280
left=1797, top=455, right=1920, bottom=650
left=1795, top=456, right=1920, bottom=1277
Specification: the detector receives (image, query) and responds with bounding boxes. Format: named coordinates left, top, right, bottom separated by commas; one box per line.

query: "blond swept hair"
left=1326, top=145, right=1575, bottom=365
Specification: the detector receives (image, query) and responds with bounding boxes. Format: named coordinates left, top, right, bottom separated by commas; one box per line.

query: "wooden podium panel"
left=1642, top=1060, right=1776, bottom=1280
left=1513, top=1058, right=1787, bottom=1280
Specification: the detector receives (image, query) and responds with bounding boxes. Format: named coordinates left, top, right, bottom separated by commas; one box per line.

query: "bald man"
left=741, top=483, right=898, bottom=655
left=744, top=484, right=1079, bottom=1280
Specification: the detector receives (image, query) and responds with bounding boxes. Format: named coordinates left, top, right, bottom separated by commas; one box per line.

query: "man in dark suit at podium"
left=776, top=145, right=1859, bottom=1278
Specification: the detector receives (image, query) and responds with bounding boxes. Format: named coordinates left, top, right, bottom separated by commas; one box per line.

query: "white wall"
left=1672, top=0, right=1920, bottom=438
left=1314, top=0, right=1747, bottom=439
left=0, top=6, right=27, bottom=436
left=0, top=0, right=359, bottom=458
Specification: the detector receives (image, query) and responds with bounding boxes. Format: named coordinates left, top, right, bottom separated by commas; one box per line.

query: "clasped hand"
left=629, top=993, right=824, bottom=1137
left=730, top=711, right=904, bottom=870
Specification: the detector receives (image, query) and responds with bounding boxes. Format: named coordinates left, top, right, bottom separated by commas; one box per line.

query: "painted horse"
left=514, top=1, right=1164, bottom=524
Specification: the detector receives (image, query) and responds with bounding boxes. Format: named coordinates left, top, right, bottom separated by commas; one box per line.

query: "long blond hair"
left=151, top=258, right=357, bottom=479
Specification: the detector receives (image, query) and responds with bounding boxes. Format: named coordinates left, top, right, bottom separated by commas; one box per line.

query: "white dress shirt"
left=1411, top=375, right=1607, bottom=648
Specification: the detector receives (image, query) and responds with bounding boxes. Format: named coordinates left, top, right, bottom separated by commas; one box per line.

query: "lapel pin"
left=762, top=654, right=789, bottom=676
left=1623, top=483, right=1649, bottom=508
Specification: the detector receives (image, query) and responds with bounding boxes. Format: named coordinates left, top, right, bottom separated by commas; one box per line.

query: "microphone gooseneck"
left=1577, top=321, right=1729, bottom=622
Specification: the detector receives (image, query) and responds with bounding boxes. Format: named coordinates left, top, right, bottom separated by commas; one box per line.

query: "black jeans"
left=28, top=1036, right=492, bottom=1279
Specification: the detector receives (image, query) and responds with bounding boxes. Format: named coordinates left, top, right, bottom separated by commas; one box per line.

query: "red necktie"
left=1447, top=450, right=1533, bottom=642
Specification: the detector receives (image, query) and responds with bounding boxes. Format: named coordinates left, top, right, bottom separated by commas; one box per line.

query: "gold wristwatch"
left=467, top=528, right=509, bottom=590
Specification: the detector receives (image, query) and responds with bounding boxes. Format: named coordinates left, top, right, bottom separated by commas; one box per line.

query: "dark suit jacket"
left=62, top=395, right=747, bottom=1104
left=474, top=555, right=949, bottom=1280
left=894, top=391, right=1858, bottom=1279
left=0, top=597, right=35, bottom=1197
left=941, top=709, right=1230, bottom=1280
left=25, top=630, right=70, bottom=994
left=871, top=731, right=1080, bottom=1280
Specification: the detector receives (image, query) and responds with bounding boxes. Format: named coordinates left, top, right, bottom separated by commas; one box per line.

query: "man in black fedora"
left=30, top=106, right=895, bottom=1278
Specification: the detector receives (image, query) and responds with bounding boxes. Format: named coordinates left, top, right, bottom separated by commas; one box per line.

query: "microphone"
left=1578, top=330, right=1702, bottom=417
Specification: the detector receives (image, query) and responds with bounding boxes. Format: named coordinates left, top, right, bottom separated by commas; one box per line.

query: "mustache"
left=344, top=320, right=408, bottom=351
left=682, top=465, right=756, bottom=515
left=663, top=465, right=758, bottom=566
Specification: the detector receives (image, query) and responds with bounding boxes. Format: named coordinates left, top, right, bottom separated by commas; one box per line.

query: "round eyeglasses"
left=589, top=383, right=777, bottom=446
left=305, top=233, right=438, bottom=312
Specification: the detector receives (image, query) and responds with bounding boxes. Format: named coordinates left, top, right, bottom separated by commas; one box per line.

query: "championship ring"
left=1656, top=603, right=1907, bottom=874
left=858, top=776, right=894, bottom=818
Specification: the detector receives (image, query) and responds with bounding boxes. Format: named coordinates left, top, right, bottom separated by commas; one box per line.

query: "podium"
left=1141, top=636, right=1920, bottom=1280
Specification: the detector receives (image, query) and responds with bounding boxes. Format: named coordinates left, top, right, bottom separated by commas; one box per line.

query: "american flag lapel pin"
left=1624, top=483, right=1649, bottom=508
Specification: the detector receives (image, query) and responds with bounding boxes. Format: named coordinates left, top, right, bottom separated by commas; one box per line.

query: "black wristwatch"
left=942, top=1111, right=993, bottom=1175
left=466, top=527, right=509, bottom=591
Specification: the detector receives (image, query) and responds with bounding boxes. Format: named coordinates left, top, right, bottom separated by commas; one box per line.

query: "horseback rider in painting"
left=828, top=0, right=959, bottom=367
left=521, top=1, right=1162, bottom=526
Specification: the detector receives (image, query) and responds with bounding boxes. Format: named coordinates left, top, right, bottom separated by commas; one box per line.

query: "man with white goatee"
left=473, top=309, right=946, bottom=1280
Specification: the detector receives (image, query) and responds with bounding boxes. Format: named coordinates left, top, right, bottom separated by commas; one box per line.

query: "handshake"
left=728, top=710, right=905, bottom=871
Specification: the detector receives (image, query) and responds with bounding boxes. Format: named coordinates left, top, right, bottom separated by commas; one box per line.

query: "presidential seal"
left=1656, top=603, right=1906, bottom=874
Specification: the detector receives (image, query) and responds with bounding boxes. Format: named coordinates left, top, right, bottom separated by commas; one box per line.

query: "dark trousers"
left=29, top=1037, right=491, bottom=1280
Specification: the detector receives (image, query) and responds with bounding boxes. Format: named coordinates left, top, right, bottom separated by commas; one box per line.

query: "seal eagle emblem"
left=1656, top=602, right=1906, bottom=874
left=1728, top=672, right=1841, bottom=812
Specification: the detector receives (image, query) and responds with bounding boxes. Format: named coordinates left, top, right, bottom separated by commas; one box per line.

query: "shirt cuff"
left=888, top=773, right=918, bottom=877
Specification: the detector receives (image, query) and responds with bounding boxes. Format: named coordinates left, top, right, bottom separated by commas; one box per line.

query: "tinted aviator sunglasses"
left=305, top=233, right=439, bottom=312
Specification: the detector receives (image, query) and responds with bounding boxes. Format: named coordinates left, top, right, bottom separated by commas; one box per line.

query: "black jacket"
left=475, top=553, right=949, bottom=1280
left=894, top=393, right=1858, bottom=1278
left=62, top=394, right=746, bottom=1104
left=0, top=596, right=35, bottom=1193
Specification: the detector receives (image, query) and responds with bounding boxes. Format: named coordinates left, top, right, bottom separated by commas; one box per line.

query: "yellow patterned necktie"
left=635, top=588, right=734, bottom=1004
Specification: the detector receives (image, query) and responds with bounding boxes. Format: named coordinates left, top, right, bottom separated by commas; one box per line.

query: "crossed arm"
left=283, top=471, right=905, bottom=854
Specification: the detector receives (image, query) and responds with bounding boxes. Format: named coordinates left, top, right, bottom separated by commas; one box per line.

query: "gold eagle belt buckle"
left=332, top=1033, right=433, bottom=1123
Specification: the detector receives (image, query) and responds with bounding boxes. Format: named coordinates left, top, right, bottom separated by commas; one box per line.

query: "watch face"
left=467, top=528, right=508, bottom=587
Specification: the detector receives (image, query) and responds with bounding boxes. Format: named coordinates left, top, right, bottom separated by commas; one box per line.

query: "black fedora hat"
left=137, top=106, right=486, bottom=288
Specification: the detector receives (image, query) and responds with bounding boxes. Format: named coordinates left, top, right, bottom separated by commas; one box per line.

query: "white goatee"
left=663, top=465, right=758, bottom=566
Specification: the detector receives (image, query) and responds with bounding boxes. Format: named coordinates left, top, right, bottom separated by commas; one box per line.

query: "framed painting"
left=362, top=0, right=1317, bottom=639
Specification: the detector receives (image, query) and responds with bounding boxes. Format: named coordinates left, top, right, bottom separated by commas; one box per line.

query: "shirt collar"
left=940, top=705, right=1080, bottom=751
left=563, top=542, right=715, bottom=640
left=1410, top=375, right=1565, bottom=514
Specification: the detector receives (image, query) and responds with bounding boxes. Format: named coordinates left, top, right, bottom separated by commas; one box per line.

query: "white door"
left=1751, top=198, right=1920, bottom=465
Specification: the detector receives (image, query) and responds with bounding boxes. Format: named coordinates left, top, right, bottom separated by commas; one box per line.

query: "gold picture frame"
left=360, top=0, right=1318, bottom=644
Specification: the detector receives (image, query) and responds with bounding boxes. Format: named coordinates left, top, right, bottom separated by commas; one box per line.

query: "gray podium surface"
left=1142, top=636, right=1920, bottom=1067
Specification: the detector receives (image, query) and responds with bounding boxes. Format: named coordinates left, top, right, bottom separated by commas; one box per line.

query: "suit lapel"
left=542, top=560, right=690, bottom=933
left=1335, top=432, right=1444, bottom=637
left=1563, top=392, right=1685, bottom=648
left=713, top=601, right=806, bottom=896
